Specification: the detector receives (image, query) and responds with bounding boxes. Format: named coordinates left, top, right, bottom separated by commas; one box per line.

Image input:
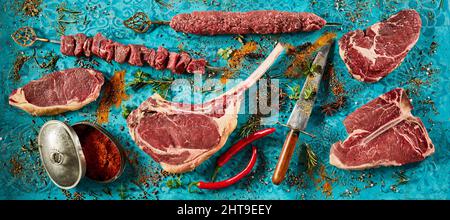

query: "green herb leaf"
left=217, top=47, right=234, bottom=60
left=166, top=176, right=182, bottom=189
left=287, top=85, right=301, bottom=100
left=303, top=86, right=316, bottom=100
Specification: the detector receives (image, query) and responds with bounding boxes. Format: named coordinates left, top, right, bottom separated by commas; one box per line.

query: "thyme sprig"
left=128, top=70, right=174, bottom=97
left=33, top=50, right=60, bottom=70
left=11, top=52, right=31, bottom=81
left=394, top=170, right=409, bottom=185
left=56, top=3, right=81, bottom=35
left=166, top=176, right=182, bottom=189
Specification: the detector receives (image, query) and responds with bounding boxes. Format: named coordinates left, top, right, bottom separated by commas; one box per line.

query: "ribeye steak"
left=127, top=43, right=285, bottom=173
left=9, top=68, right=104, bottom=116
left=330, top=88, right=434, bottom=170
left=338, top=9, right=421, bottom=82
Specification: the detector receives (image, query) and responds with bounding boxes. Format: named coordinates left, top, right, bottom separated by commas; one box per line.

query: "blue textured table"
left=0, top=0, right=449, bottom=200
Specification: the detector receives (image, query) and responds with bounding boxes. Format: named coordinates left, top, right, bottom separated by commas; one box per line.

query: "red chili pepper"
left=189, top=146, right=258, bottom=191
left=211, top=128, right=275, bottom=181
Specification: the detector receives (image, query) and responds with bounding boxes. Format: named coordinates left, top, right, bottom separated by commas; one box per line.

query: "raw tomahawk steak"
left=9, top=68, right=104, bottom=116
left=127, top=43, right=285, bottom=173
left=330, top=88, right=434, bottom=170
left=338, top=10, right=421, bottom=82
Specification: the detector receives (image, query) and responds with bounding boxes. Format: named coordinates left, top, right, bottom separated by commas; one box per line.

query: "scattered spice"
left=285, top=32, right=336, bottom=78
left=21, top=0, right=42, bottom=17
left=321, top=96, right=347, bottom=116
left=97, top=70, right=129, bottom=124
left=9, top=156, right=23, bottom=177
left=228, top=41, right=259, bottom=69
left=73, top=124, right=122, bottom=181
left=75, top=56, right=99, bottom=69
left=11, top=52, right=30, bottom=81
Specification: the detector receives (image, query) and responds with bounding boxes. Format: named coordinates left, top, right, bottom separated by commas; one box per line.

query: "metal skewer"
left=11, top=26, right=230, bottom=72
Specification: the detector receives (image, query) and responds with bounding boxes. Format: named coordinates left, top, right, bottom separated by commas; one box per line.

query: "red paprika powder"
left=73, top=124, right=122, bottom=182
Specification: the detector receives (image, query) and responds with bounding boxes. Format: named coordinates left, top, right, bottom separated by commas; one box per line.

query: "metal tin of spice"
left=38, top=120, right=126, bottom=189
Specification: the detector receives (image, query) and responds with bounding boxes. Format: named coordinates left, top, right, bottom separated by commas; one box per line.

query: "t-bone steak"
left=9, top=68, right=104, bottom=116
left=127, top=43, right=285, bottom=173
left=338, top=9, right=421, bottom=82
left=330, top=88, right=434, bottom=170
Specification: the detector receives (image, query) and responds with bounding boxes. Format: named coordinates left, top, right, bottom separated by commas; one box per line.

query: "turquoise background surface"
left=0, top=0, right=449, bottom=200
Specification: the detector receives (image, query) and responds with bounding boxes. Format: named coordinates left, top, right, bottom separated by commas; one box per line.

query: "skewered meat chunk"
left=60, top=35, right=76, bottom=56
left=167, top=52, right=181, bottom=73
left=91, top=33, right=107, bottom=56
left=114, top=42, right=130, bottom=63
left=187, top=59, right=207, bottom=74
left=155, top=46, right=169, bottom=70
left=99, top=39, right=115, bottom=62
left=129, top=45, right=144, bottom=66
left=142, top=48, right=156, bottom=67
left=60, top=33, right=208, bottom=74
left=175, top=52, right=191, bottom=74
left=74, top=33, right=87, bottom=56
left=83, top=38, right=93, bottom=57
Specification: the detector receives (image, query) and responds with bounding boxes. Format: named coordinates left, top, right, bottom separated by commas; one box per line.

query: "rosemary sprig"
left=304, top=144, right=318, bottom=173
left=238, top=115, right=262, bottom=138
left=128, top=70, right=174, bottom=97
left=33, top=50, right=60, bottom=70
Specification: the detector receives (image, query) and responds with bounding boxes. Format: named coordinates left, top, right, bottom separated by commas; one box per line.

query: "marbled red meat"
left=91, top=33, right=107, bottom=57
left=9, top=68, right=104, bottom=116
left=338, top=10, right=422, bottom=82
left=127, top=44, right=284, bottom=173
left=330, top=88, right=434, bottom=170
left=142, top=48, right=156, bottom=67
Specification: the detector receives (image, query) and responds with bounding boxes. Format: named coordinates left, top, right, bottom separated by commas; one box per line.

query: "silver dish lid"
left=38, top=120, right=86, bottom=189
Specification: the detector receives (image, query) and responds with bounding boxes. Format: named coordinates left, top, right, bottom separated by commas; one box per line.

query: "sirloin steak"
left=338, top=10, right=421, bottom=82
left=9, top=68, right=104, bottom=116
left=127, top=43, right=285, bottom=173
left=330, top=88, right=434, bottom=170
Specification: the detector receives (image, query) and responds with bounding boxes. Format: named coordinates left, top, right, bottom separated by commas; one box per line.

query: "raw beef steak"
left=338, top=10, right=421, bottom=82
left=9, top=68, right=104, bottom=116
left=330, top=88, right=434, bottom=170
left=127, top=44, right=285, bottom=173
